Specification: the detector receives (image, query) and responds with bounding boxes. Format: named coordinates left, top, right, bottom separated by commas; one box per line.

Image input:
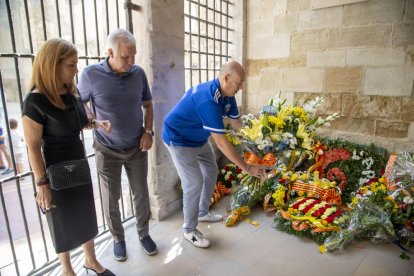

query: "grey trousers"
left=94, top=138, right=150, bottom=242
left=165, top=142, right=218, bottom=233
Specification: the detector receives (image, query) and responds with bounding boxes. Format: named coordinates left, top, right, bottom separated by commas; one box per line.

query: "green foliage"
left=316, top=137, right=388, bottom=204
left=273, top=212, right=331, bottom=245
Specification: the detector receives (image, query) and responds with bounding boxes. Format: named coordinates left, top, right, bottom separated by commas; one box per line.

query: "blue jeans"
left=165, top=142, right=218, bottom=233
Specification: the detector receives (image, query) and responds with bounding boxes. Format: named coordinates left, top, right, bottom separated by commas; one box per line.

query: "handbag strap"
left=71, top=92, right=87, bottom=157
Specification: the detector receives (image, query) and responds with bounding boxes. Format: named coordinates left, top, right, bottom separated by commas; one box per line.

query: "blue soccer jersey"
left=162, top=79, right=239, bottom=147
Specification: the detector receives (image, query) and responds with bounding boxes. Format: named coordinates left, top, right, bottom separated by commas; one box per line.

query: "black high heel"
left=83, top=265, right=116, bottom=276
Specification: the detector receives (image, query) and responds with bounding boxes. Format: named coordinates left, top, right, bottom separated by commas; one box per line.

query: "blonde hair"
left=30, top=38, right=78, bottom=109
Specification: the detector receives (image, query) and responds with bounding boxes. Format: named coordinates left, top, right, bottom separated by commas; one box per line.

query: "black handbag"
left=47, top=159, right=92, bottom=190
left=46, top=95, right=92, bottom=191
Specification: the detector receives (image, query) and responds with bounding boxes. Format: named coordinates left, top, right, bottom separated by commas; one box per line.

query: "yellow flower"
left=291, top=174, right=299, bottom=181
left=301, top=174, right=308, bottom=181
left=371, top=183, right=378, bottom=193
left=272, top=186, right=286, bottom=207
left=319, top=245, right=326, bottom=254
left=226, top=133, right=240, bottom=145
left=352, top=197, right=359, bottom=205
left=277, top=105, right=292, bottom=122
left=240, top=119, right=263, bottom=142
left=268, top=116, right=285, bottom=129
left=293, top=106, right=304, bottom=117
left=270, top=133, right=281, bottom=142
left=313, top=171, right=320, bottom=181
left=298, top=191, right=305, bottom=197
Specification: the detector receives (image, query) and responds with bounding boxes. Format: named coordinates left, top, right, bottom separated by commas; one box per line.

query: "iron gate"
left=0, top=1, right=138, bottom=275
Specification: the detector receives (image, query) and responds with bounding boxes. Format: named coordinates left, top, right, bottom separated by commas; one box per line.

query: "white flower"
left=361, top=170, right=375, bottom=179
left=403, top=196, right=414, bottom=204
left=302, top=96, right=324, bottom=114
left=362, top=157, right=374, bottom=169
left=351, top=150, right=361, bottom=160
left=359, top=178, right=370, bottom=186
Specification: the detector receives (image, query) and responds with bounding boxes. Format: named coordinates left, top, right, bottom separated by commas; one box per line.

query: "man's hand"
left=140, top=132, right=153, bottom=151
left=95, top=120, right=112, bottom=133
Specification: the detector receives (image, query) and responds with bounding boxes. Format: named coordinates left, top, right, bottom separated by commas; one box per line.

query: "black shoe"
left=140, top=235, right=158, bottom=256
left=83, top=266, right=116, bottom=276
left=113, top=241, right=127, bottom=261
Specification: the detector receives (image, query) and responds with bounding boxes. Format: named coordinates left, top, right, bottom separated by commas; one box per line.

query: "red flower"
left=366, top=177, right=378, bottom=186
left=325, top=209, right=343, bottom=223
left=312, top=205, right=328, bottom=217
left=229, top=175, right=235, bottom=182
left=292, top=198, right=309, bottom=209
left=320, top=148, right=350, bottom=177
left=224, top=165, right=230, bottom=171
left=302, top=199, right=321, bottom=213
left=327, top=167, right=347, bottom=191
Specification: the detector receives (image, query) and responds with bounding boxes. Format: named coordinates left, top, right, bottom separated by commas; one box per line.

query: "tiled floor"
left=65, top=196, right=414, bottom=276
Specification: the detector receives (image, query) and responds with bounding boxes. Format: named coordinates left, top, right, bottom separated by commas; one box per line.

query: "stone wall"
left=132, top=0, right=185, bottom=220
left=245, top=0, right=414, bottom=152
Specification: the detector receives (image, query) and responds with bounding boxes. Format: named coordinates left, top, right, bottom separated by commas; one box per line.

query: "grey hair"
left=107, top=29, right=136, bottom=51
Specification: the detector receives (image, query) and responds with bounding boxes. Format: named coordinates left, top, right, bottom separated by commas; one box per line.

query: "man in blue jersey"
left=78, top=29, right=157, bottom=260
left=162, top=60, right=263, bottom=248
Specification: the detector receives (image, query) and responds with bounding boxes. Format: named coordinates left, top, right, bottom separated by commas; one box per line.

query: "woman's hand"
left=95, top=120, right=111, bottom=133
left=36, top=185, right=53, bottom=211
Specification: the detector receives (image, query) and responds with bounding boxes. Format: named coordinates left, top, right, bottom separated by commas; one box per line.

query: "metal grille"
left=184, top=0, right=234, bottom=89
left=0, top=1, right=136, bottom=275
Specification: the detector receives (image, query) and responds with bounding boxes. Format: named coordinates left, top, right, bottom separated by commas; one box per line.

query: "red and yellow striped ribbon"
left=291, top=181, right=342, bottom=205
left=278, top=209, right=341, bottom=232
left=244, top=152, right=277, bottom=167
left=225, top=206, right=260, bottom=227
left=307, top=141, right=327, bottom=173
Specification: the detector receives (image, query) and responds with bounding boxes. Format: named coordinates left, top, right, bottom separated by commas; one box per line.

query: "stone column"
left=131, top=0, right=185, bottom=220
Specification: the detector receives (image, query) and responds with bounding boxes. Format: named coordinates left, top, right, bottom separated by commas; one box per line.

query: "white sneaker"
left=184, top=229, right=210, bottom=248
left=198, top=212, right=223, bottom=222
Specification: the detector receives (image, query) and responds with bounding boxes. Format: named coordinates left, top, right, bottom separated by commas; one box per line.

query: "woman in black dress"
left=22, top=38, right=114, bottom=276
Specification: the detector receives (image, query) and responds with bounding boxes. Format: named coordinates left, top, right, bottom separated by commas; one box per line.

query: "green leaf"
left=263, top=112, right=269, bottom=127
left=400, top=252, right=410, bottom=260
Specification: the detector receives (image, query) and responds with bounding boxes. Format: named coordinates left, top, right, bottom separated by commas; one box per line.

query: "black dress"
left=22, top=92, right=98, bottom=253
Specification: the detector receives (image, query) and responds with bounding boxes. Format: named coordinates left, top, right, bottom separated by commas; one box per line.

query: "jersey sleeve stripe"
left=203, top=125, right=226, bottom=132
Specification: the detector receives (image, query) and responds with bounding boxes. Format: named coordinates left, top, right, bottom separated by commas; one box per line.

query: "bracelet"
left=36, top=176, right=50, bottom=187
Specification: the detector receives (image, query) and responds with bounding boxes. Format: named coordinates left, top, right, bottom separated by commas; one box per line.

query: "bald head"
left=219, top=60, right=245, bottom=79
left=218, top=60, right=245, bottom=97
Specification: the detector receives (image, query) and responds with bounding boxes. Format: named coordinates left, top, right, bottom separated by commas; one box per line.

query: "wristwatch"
left=146, top=129, right=154, bottom=136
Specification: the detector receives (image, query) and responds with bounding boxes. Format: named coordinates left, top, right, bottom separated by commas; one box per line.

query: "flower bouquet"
left=385, top=152, right=414, bottom=246
left=273, top=170, right=348, bottom=244
left=320, top=176, right=399, bottom=253
left=224, top=96, right=339, bottom=226
left=320, top=200, right=395, bottom=253
left=306, top=138, right=388, bottom=205
left=217, top=164, right=245, bottom=188
left=225, top=171, right=281, bottom=226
